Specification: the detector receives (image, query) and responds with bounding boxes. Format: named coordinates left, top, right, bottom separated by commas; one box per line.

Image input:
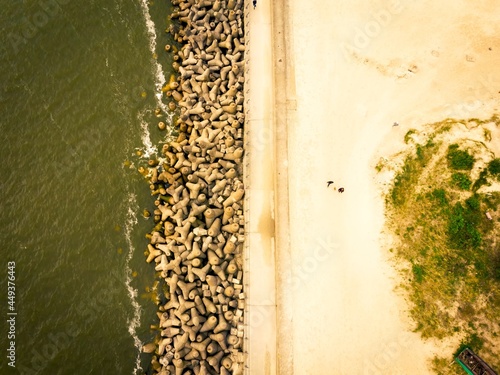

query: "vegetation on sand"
left=381, top=117, right=500, bottom=374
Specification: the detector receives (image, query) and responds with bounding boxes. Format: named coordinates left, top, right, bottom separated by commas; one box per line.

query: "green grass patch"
left=488, top=158, right=500, bottom=178
left=448, top=202, right=482, bottom=249
left=412, top=264, right=425, bottom=283
left=465, top=195, right=480, bottom=210
left=453, top=333, right=485, bottom=357
left=447, top=144, right=475, bottom=170
left=451, top=172, right=472, bottom=190
left=428, top=188, right=449, bottom=207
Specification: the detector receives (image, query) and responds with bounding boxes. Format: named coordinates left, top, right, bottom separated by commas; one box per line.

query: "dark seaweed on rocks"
left=143, top=0, right=246, bottom=374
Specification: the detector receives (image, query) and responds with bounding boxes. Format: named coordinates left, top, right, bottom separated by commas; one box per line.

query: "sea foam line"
left=138, top=110, right=157, bottom=158
left=138, top=0, right=168, bottom=113
left=124, top=192, right=142, bottom=375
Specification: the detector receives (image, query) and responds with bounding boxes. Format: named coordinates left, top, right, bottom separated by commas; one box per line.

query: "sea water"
left=0, top=0, right=173, bottom=373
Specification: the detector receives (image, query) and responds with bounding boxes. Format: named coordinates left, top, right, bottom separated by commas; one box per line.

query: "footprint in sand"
left=466, top=54, right=476, bottom=62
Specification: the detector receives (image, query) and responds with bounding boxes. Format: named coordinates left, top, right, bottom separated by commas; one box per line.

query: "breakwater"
left=141, top=0, right=247, bottom=373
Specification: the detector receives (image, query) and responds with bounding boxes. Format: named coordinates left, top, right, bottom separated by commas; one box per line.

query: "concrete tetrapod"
left=142, top=0, right=247, bottom=373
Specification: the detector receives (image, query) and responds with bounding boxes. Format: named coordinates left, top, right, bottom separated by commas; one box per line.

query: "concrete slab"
left=243, top=0, right=277, bottom=374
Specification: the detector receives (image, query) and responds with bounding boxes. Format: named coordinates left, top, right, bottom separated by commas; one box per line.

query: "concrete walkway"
left=243, top=0, right=278, bottom=374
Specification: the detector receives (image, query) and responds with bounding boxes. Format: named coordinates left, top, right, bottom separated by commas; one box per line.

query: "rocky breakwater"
left=142, top=0, right=247, bottom=374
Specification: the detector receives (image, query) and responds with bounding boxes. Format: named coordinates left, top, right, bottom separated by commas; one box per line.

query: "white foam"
left=139, top=0, right=168, bottom=113
left=137, top=110, right=157, bottom=158
left=124, top=193, right=143, bottom=375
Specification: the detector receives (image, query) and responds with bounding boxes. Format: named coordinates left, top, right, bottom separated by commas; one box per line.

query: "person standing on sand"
left=253, top=0, right=257, bottom=9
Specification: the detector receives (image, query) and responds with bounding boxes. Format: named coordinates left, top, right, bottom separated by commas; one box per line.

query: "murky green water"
left=0, top=1, right=173, bottom=373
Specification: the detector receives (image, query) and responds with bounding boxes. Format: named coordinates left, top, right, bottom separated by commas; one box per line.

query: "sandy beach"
left=247, top=0, right=500, bottom=374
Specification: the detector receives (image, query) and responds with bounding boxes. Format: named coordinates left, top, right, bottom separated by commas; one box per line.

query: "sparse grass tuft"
left=391, top=158, right=416, bottom=206
left=390, top=141, right=439, bottom=206
left=473, top=169, right=489, bottom=191
left=484, top=128, right=492, bottom=142
left=404, top=129, right=417, bottom=144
